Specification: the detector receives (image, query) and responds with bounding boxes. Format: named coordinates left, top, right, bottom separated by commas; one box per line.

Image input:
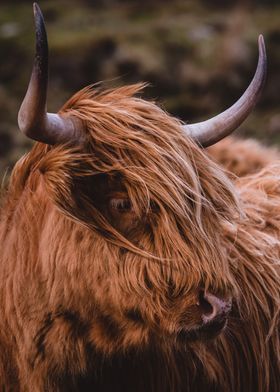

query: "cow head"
left=15, top=4, right=266, bottom=355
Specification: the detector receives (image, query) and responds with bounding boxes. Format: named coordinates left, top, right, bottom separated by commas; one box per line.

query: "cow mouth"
left=178, top=316, right=228, bottom=342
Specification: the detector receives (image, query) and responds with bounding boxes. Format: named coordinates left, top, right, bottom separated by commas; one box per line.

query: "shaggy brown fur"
left=0, top=84, right=279, bottom=391
left=208, top=136, right=280, bottom=177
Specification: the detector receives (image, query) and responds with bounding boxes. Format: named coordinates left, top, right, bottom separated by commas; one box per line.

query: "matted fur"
left=208, top=136, right=280, bottom=177
left=0, top=83, right=279, bottom=391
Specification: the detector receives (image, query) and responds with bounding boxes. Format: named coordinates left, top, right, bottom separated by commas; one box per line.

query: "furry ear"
left=37, top=145, right=106, bottom=230
left=37, top=146, right=84, bottom=201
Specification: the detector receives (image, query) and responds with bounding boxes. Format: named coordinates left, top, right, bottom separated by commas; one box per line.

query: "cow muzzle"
left=178, top=290, right=232, bottom=341
left=195, top=290, right=232, bottom=339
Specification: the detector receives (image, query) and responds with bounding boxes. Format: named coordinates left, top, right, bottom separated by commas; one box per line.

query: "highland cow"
left=0, top=4, right=279, bottom=392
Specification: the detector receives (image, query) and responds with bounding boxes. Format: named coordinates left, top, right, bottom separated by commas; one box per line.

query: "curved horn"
left=183, top=35, right=267, bottom=148
left=18, top=3, right=83, bottom=145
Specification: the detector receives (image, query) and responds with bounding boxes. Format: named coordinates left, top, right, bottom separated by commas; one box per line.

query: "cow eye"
left=109, top=198, right=133, bottom=213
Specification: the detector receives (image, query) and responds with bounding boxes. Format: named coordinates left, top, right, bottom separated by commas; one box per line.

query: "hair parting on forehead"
left=11, top=83, right=240, bottom=261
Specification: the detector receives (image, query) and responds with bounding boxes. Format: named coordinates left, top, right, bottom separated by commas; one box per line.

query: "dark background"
left=0, top=0, right=279, bottom=175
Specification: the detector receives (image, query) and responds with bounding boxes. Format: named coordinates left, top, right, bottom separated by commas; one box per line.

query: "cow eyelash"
left=109, top=198, right=133, bottom=213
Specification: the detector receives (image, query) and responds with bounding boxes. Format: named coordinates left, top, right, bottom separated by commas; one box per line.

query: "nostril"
left=198, top=291, right=213, bottom=316
left=199, top=291, right=232, bottom=324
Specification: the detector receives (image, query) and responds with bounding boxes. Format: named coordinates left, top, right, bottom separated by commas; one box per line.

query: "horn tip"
left=33, top=3, right=44, bottom=24
left=33, top=3, right=40, bottom=14
left=32, top=1, right=48, bottom=59
left=258, top=34, right=266, bottom=54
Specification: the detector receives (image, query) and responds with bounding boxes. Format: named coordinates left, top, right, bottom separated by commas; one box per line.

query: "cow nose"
left=199, top=291, right=232, bottom=324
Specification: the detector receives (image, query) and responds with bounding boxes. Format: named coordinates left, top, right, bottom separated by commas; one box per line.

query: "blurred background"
left=0, top=0, right=279, bottom=175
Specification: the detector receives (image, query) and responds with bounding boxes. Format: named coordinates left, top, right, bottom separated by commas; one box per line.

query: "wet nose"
left=199, top=291, right=232, bottom=324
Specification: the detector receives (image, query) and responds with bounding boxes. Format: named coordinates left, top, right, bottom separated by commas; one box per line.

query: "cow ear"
left=38, top=148, right=109, bottom=234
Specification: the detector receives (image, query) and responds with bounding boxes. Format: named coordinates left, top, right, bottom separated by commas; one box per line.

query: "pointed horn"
left=18, top=3, right=83, bottom=145
left=183, top=35, right=267, bottom=148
